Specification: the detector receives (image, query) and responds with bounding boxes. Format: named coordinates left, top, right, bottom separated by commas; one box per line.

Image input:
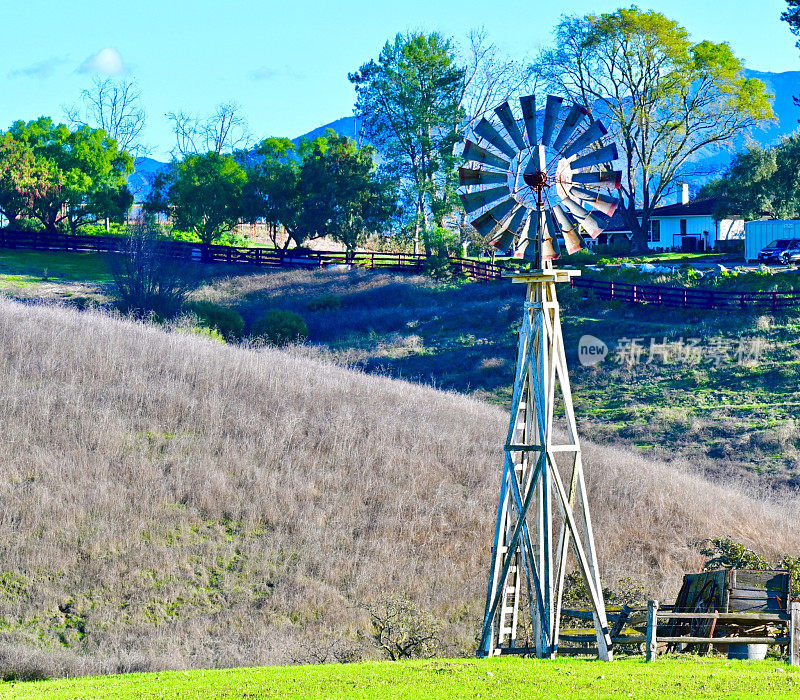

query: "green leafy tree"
left=242, top=137, right=301, bottom=250
left=244, top=132, right=395, bottom=253
left=537, top=8, right=774, bottom=253
left=298, top=133, right=397, bottom=254
left=0, top=135, right=39, bottom=225
left=700, top=135, right=800, bottom=220
left=4, top=117, right=133, bottom=233
left=147, top=152, right=247, bottom=246
left=350, top=33, right=465, bottom=256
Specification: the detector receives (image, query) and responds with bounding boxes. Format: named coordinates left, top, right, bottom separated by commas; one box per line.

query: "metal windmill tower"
left=459, top=94, right=622, bottom=660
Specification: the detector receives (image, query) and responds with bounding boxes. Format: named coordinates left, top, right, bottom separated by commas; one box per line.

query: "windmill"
left=460, top=94, right=621, bottom=660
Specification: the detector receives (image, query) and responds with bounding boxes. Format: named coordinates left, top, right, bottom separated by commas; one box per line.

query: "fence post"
left=646, top=600, right=659, bottom=662
left=791, top=601, right=800, bottom=666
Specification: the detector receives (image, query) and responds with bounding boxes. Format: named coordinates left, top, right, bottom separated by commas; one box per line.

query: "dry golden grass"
left=0, top=298, right=797, bottom=677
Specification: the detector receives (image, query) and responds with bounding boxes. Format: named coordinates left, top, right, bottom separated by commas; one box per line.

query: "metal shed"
left=745, top=220, right=800, bottom=261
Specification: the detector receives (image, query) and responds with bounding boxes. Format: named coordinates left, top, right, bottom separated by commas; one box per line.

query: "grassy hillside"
left=4, top=656, right=800, bottom=699
left=2, top=249, right=798, bottom=486
left=0, top=298, right=797, bottom=678
left=197, top=265, right=800, bottom=487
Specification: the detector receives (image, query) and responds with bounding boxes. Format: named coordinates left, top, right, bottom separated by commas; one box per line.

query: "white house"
left=595, top=184, right=744, bottom=252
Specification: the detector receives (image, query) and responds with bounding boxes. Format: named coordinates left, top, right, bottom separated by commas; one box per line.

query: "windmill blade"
left=470, top=197, right=518, bottom=236
left=460, top=185, right=508, bottom=214
left=463, top=139, right=511, bottom=170
left=519, top=95, right=537, bottom=146
left=474, top=118, right=517, bottom=159
left=552, top=104, right=589, bottom=153
left=541, top=209, right=561, bottom=261
left=562, top=119, right=608, bottom=159
left=490, top=228, right=515, bottom=251
left=571, top=186, right=619, bottom=217
left=459, top=167, right=508, bottom=187
left=560, top=195, right=605, bottom=238
left=571, top=170, right=622, bottom=188
left=494, top=101, right=526, bottom=152
left=552, top=204, right=584, bottom=254
left=524, top=144, right=547, bottom=178
left=514, top=235, right=536, bottom=260
left=570, top=144, right=619, bottom=170
left=540, top=95, right=563, bottom=147
left=512, top=213, right=536, bottom=260
left=489, top=207, right=526, bottom=251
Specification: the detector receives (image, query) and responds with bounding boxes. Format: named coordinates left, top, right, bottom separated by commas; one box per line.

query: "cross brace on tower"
left=477, top=269, right=613, bottom=660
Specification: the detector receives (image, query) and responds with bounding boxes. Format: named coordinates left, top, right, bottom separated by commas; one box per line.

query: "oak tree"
left=537, top=8, right=773, bottom=253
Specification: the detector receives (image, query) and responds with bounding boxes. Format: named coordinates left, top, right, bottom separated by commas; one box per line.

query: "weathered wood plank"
left=646, top=600, right=659, bottom=662
left=560, top=635, right=646, bottom=644
left=658, top=611, right=789, bottom=622
left=658, top=636, right=787, bottom=645
left=790, top=602, right=800, bottom=666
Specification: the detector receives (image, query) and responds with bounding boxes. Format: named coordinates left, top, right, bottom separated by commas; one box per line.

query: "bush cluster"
left=250, top=310, right=309, bottom=346
left=187, top=301, right=245, bottom=340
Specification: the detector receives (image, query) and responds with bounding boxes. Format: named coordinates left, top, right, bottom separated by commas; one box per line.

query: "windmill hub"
left=523, top=169, right=548, bottom=190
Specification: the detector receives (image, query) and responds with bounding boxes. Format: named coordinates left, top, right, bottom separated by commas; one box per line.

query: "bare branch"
left=167, top=102, right=251, bottom=158
left=65, top=76, right=147, bottom=156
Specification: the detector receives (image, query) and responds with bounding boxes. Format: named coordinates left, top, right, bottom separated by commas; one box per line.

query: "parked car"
left=786, top=248, right=800, bottom=264
left=757, top=239, right=800, bottom=264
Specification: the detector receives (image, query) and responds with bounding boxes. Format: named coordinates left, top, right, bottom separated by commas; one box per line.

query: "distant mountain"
left=128, top=72, right=800, bottom=202
left=746, top=69, right=800, bottom=145
left=292, top=116, right=359, bottom=144
left=127, top=157, right=171, bottom=203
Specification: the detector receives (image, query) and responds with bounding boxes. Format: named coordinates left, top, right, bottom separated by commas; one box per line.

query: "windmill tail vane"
left=459, top=94, right=622, bottom=268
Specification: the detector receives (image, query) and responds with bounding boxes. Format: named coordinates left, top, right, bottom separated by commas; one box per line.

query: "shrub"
left=107, top=222, right=199, bottom=319
left=250, top=310, right=309, bottom=346
left=186, top=301, right=244, bottom=340
left=184, top=326, right=225, bottom=343
left=701, top=537, right=800, bottom=596
left=306, top=294, right=342, bottom=312
left=362, top=596, right=441, bottom=660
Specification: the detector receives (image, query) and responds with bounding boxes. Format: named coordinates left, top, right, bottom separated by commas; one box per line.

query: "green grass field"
left=0, top=250, right=113, bottom=284
left=2, top=656, right=799, bottom=699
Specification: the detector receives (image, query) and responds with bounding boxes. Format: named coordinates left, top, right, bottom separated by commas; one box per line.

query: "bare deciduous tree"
left=166, top=101, right=251, bottom=158
left=65, top=77, right=147, bottom=156
left=459, top=28, right=536, bottom=130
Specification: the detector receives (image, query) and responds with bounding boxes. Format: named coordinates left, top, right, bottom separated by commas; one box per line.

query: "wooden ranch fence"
left=559, top=601, right=800, bottom=664
left=0, top=230, right=503, bottom=282
left=1, top=229, right=799, bottom=309
left=571, top=277, right=800, bottom=312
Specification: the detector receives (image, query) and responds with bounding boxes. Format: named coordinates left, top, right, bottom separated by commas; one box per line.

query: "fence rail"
left=570, top=276, right=800, bottom=311
left=0, top=230, right=504, bottom=282
left=560, top=600, right=800, bottom=664
left=2, top=229, right=800, bottom=309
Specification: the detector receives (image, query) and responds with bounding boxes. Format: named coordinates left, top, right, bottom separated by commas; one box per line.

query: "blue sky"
left=2, top=0, right=798, bottom=160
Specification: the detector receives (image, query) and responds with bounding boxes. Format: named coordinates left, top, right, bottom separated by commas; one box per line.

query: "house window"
left=680, top=219, right=687, bottom=236
left=648, top=220, right=661, bottom=243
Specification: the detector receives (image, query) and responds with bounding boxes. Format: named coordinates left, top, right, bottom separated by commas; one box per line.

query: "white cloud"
left=78, top=48, right=126, bottom=76
left=251, top=65, right=303, bottom=81
left=252, top=67, right=278, bottom=81
left=8, top=56, right=68, bottom=79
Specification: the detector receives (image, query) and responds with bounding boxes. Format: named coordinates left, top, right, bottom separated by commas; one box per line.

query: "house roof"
left=596, top=195, right=734, bottom=232
left=649, top=196, right=721, bottom=218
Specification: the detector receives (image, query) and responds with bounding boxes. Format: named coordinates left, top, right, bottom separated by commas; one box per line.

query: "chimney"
left=677, top=182, right=690, bottom=205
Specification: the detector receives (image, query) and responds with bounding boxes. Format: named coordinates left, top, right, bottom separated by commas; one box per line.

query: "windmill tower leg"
left=478, top=271, right=613, bottom=660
